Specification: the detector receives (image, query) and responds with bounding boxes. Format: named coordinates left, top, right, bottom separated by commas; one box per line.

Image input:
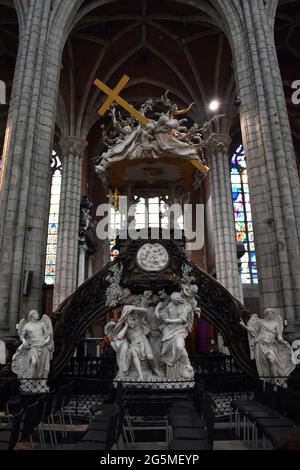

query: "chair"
left=83, top=404, right=120, bottom=449
left=61, top=381, right=74, bottom=425
left=231, top=399, right=269, bottom=439
left=253, top=416, right=295, bottom=448
left=49, top=385, right=67, bottom=441
left=88, top=403, right=119, bottom=429
left=263, top=426, right=300, bottom=448
left=0, top=408, right=24, bottom=450
left=168, top=439, right=210, bottom=450
left=202, top=393, right=216, bottom=450
left=53, top=442, right=106, bottom=450
left=19, top=400, right=44, bottom=449
left=42, top=390, right=57, bottom=446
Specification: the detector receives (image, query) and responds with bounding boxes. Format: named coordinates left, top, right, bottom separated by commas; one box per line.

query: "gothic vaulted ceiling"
left=0, top=0, right=299, bottom=164
left=58, top=0, right=235, bottom=142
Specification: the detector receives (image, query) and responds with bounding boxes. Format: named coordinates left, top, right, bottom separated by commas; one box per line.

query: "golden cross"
left=94, top=75, right=150, bottom=126
left=191, top=159, right=209, bottom=173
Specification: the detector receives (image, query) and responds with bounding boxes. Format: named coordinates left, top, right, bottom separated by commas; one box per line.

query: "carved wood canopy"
left=108, top=156, right=199, bottom=192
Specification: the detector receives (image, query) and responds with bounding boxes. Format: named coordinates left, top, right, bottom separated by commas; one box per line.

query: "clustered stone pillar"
left=0, top=1, right=66, bottom=336
left=218, top=0, right=300, bottom=336
left=53, top=138, right=87, bottom=309
left=203, top=118, right=243, bottom=303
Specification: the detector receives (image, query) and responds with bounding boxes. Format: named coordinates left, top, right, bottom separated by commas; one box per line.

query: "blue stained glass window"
left=230, top=145, right=258, bottom=284
left=44, top=151, right=62, bottom=285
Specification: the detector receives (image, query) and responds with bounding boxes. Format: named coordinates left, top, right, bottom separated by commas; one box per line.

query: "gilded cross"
left=94, top=75, right=150, bottom=126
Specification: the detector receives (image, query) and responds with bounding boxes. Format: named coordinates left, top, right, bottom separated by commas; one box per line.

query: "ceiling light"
left=209, top=100, right=220, bottom=112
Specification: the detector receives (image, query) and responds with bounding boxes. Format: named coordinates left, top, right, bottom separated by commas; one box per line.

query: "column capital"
left=59, top=137, right=87, bottom=158
left=205, top=133, right=231, bottom=154
left=79, top=242, right=89, bottom=255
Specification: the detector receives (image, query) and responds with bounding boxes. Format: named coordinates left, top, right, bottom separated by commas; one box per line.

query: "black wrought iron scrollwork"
left=50, top=237, right=256, bottom=379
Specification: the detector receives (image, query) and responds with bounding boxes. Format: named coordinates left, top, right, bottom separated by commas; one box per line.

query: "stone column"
left=88, top=254, right=94, bottom=279
left=203, top=117, right=243, bottom=302
left=0, top=2, right=67, bottom=336
left=218, top=0, right=300, bottom=335
left=78, top=240, right=88, bottom=286
left=53, top=137, right=87, bottom=309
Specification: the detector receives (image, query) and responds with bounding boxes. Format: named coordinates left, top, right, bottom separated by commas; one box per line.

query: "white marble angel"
left=104, top=305, right=160, bottom=381
left=240, top=308, right=295, bottom=385
left=12, top=310, right=54, bottom=391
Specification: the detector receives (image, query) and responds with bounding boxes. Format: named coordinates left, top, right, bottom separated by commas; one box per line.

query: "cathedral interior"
left=0, top=0, right=300, bottom=453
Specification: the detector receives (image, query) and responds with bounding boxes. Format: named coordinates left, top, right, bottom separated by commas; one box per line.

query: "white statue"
left=95, top=94, right=208, bottom=188
left=104, top=283, right=200, bottom=388
left=180, top=263, right=201, bottom=316
left=240, top=308, right=296, bottom=386
left=118, top=287, right=140, bottom=306
left=180, top=282, right=201, bottom=317
left=0, top=339, right=6, bottom=364
left=157, top=292, right=195, bottom=380
left=106, top=305, right=160, bottom=381
left=12, top=310, right=54, bottom=392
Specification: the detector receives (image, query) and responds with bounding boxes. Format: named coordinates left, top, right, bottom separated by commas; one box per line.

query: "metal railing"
left=64, top=353, right=241, bottom=379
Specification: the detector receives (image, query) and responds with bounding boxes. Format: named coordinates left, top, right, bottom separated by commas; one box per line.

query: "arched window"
left=133, top=196, right=173, bottom=229
left=230, top=145, right=258, bottom=284
left=109, top=195, right=183, bottom=256
left=44, top=151, right=62, bottom=284
left=0, top=80, right=6, bottom=105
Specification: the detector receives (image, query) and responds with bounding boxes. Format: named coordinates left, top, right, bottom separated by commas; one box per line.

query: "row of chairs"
left=0, top=381, right=74, bottom=449
left=54, top=386, right=134, bottom=450
left=231, top=381, right=300, bottom=448
left=167, top=388, right=216, bottom=450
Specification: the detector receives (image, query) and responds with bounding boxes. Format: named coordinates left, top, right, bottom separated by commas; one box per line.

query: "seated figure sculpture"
left=12, top=310, right=54, bottom=392
left=105, top=305, right=160, bottom=381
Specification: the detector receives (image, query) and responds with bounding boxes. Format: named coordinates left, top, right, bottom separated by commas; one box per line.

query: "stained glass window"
left=45, top=151, right=62, bottom=284
left=230, top=145, right=258, bottom=284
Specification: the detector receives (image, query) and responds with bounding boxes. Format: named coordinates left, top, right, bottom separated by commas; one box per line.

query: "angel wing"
left=17, top=318, right=26, bottom=339
left=41, top=315, right=54, bottom=351
left=41, top=315, right=53, bottom=336
left=247, top=314, right=260, bottom=360
left=273, top=312, right=284, bottom=336
left=186, top=305, right=195, bottom=333
left=248, top=314, right=259, bottom=330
